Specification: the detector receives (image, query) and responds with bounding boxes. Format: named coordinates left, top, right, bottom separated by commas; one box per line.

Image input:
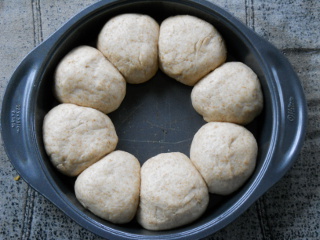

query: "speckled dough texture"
left=137, top=152, right=209, bottom=230
left=190, top=122, right=257, bottom=195
left=54, top=45, right=126, bottom=114
left=74, top=151, right=141, bottom=224
left=158, top=15, right=227, bottom=86
left=191, top=61, right=263, bottom=125
left=43, top=103, right=118, bottom=176
left=97, top=14, right=159, bottom=84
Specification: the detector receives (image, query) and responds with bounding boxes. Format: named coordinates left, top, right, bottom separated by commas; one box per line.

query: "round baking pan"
left=1, top=0, right=307, bottom=239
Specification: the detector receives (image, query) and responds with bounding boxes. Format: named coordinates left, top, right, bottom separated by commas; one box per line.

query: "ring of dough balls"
left=97, top=14, right=159, bottom=84
left=158, top=15, right=227, bottom=86
left=43, top=103, right=118, bottom=176
left=137, top=152, right=209, bottom=230
left=191, top=62, right=263, bottom=125
left=190, top=122, right=257, bottom=195
left=75, top=150, right=141, bottom=224
left=54, top=45, right=126, bottom=114
left=43, top=13, right=263, bottom=231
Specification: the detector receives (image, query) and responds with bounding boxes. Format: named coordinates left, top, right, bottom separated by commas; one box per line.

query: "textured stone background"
left=0, top=0, right=319, bottom=239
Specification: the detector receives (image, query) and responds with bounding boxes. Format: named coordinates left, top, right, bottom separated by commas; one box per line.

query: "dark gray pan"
left=1, top=0, right=307, bottom=239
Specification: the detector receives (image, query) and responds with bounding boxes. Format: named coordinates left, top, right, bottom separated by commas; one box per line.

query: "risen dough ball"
left=54, top=45, right=126, bottom=114
left=75, top=151, right=141, bottom=224
left=190, top=122, right=257, bottom=195
left=97, top=14, right=159, bottom=84
left=191, top=62, right=263, bottom=125
left=158, top=15, right=227, bottom=86
left=137, top=152, right=209, bottom=230
left=43, top=103, right=118, bottom=176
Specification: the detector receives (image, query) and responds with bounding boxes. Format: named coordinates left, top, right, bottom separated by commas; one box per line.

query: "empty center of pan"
left=108, top=70, right=206, bottom=164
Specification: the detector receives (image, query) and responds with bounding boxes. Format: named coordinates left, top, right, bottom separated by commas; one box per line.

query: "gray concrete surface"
left=0, top=0, right=319, bottom=239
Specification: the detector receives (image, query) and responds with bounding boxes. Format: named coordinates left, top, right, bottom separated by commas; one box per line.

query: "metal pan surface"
left=1, top=0, right=307, bottom=239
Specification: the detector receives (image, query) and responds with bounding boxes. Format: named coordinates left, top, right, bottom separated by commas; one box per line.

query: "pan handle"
left=1, top=43, right=54, bottom=193
left=251, top=34, right=308, bottom=188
